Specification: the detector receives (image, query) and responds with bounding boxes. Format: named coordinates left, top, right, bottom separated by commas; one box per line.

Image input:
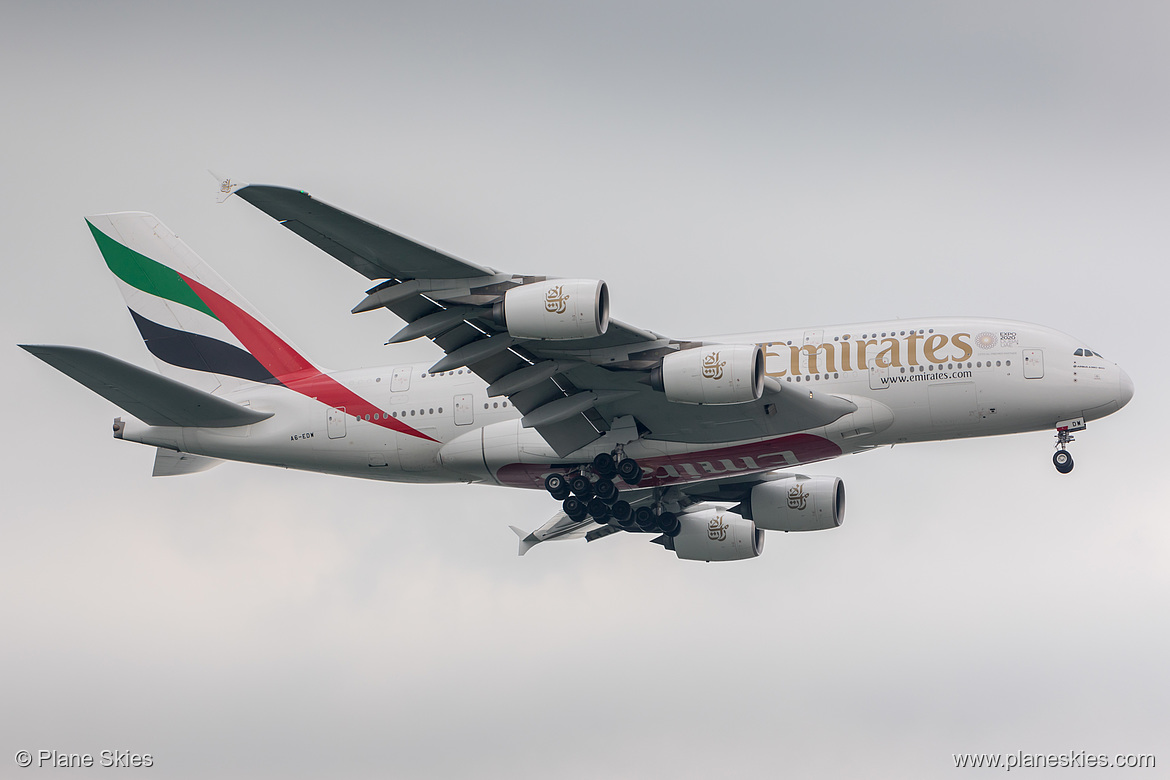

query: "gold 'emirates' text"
left=761, top=332, right=974, bottom=377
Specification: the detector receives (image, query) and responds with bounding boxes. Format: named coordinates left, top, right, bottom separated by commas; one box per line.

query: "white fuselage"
left=116, top=318, right=1133, bottom=490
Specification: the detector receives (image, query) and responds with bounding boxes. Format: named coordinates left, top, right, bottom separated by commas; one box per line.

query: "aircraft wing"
left=235, top=185, right=496, bottom=281
left=233, top=184, right=856, bottom=456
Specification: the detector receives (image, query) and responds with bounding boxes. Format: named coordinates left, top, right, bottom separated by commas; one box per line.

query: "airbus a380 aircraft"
left=21, top=180, right=1134, bottom=562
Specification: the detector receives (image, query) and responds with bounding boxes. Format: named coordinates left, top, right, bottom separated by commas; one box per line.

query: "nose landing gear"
left=1052, top=417, right=1085, bottom=474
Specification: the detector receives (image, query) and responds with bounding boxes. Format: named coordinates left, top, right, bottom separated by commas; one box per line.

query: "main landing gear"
left=542, top=451, right=679, bottom=536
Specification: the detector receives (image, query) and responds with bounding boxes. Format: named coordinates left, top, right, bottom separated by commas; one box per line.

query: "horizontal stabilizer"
left=509, top=509, right=617, bottom=556
left=20, top=345, right=273, bottom=428
left=153, top=447, right=223, bottom=476
left=509, top=525, right=540, bottom=557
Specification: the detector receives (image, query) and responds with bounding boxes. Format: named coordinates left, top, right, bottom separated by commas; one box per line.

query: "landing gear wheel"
left=1053, top=450, right=1074, bottom=474
left=609, top=500, right=633, bottom=527
left=569, top=474, right=594, bottom=498
left=544, top=473, right=571, bottom=501
left=562, top=496, right=588, bottom=522
left=594, top=478, right=618, bottom=503
left=633, top=506, right=656, bottom=532
left=616, top=457, right=643, bottom=486
left=591, top=452, right=617, bottom=478
left=587, top=498, right=611, bottom=521
left=658, top=512, right=681, bottom=537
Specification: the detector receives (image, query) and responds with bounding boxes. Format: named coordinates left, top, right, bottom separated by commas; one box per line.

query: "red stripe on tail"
left=181, top=275, right=437, bottom=442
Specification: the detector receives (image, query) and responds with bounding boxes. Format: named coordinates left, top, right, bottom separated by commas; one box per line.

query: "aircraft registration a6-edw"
left=21, top=180, right=1134, bottom=562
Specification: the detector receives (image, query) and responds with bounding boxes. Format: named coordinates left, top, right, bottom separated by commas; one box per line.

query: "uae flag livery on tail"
left=86, top=212, right=435, bottom=441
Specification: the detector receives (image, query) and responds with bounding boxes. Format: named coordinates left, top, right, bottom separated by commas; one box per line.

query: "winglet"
left=510, top=525, right=540, bottom=557
left=209, top=170, right=248, bottom=203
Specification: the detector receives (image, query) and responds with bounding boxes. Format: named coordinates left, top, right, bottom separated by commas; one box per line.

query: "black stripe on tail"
left=128, top=309, right=278, bottom=384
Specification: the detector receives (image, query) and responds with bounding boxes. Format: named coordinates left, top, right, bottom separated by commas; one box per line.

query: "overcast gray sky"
left=2, top=2, right=1167, bottom=777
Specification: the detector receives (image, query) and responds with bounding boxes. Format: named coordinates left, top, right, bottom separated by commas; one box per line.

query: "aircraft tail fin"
left=19, top=344, right=273, bottom=428
left=86, top=211, right=318, bottom=395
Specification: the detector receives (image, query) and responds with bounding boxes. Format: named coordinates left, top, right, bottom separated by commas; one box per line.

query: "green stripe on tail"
left=87, top=220, right=217, bottom=320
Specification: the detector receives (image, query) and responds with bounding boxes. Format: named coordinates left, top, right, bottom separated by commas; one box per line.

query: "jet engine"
left=749, top=475, right=844, bottom=532
left=667, top=507, right=764, bottom=562
left=650, top=344, right=764, bottom=405
left=494, top=279, right=610, bottom=340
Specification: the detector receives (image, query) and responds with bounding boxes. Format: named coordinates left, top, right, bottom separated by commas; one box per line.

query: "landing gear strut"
left=1053, top=425, right=1077, bottom=474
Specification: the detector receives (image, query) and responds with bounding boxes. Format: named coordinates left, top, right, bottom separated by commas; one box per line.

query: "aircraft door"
left=391, top=366, right=412, bottom=392
left=327, top=407, right=347, bottom=439
left=869, top=366, right=889, bottom=390
left=801, top=329, right=823, bottom=375
left=1023, top=349, right=1044, bottom=379
left=454, top=394, right=474, bottom=426
left=929, top=382, right=979, bottom=428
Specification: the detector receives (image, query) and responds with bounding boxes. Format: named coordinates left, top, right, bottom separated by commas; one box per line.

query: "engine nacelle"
left=669, top=507, right=764, bottom=562
left=651, top=344, right=764, bottom=405
left=494, top=279, right=609, bottom=340
left=750, top=475, right=844, bottom=532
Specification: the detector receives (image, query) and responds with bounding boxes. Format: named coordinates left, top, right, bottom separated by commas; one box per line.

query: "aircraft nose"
left=1118, top=367, right=1134, bottom=408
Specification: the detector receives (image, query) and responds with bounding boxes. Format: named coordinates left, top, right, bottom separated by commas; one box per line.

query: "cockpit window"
left=1074, top=348, right=1084, bottom=356
left=1075, top=347, right=1105, bottom=359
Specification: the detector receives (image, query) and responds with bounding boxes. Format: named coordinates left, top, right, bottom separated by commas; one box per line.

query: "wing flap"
left=21, top=345, right=273, bottom=428
left=532, top=415, right=605, bottom=457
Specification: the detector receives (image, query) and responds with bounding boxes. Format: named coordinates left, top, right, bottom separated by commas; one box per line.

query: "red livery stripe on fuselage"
left=494, top=434, right=844, bottom=489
